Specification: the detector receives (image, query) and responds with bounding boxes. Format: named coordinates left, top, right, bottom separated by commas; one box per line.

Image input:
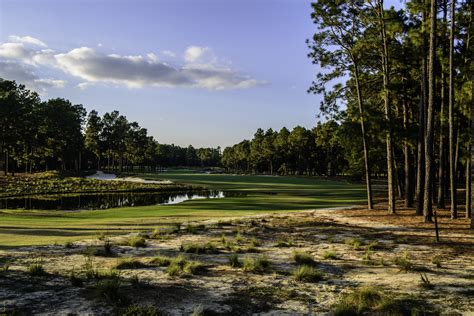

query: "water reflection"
left=0, top=190, right=243, bottom=211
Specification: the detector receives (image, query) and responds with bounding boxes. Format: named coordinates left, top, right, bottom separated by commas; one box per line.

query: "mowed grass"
left=0, top=171, right=366, bottom=247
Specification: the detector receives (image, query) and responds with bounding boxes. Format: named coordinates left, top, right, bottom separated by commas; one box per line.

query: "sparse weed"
left=180, top=242, right=218, bottom=254
left=419, top=273, right=433, bottom=289
left=432, top=256, right=442, bottom=268
left=243, top=255, right=271, bottom=273
left=394, top=251, right=413, bottom=272
left=69, top=269, right=83, bottom=287
left=119, top=304, right=162, bottom=316
left=64, top=241, right=74, bottom=249
left=149, top=256, right=172, bottom=267
left=293, top=265, right=323, bottom=282
left=323, top=250, right=339, bottom=260
left=345, top=237, right=363, bottom=250
left=114, top=258, right=147, bottom=270
left=28, top=262, right=47, bottom=276
left=292, top=250, right=315, bottom=265
left=276, top=237, right=294, bottom=247
left=228, top=254, right=241, bottom=268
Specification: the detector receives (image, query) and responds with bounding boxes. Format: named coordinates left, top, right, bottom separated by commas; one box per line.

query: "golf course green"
left=0, top=170, right=366, bottom=247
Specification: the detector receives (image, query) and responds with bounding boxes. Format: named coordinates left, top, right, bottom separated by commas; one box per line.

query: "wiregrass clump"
left=149, top=256, right=172, bottom=267
left=293, top=265, right=324, bottom=283
left=228, top=254, right=241, bottom=268
left=180, top=242, right=218, bottom=254
left=292, top=250, right=316, bottom=265
left=165, top=255, right=206, bottom=277
left=28, top=262, right=47, bottom=276
left=243, top=255, right=271, bottom=273
left=114, top=258, right=147, bottom=270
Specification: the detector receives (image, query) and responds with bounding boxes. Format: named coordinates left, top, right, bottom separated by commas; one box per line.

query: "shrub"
left=293, top=265, right=323, bottom=283
left=120, top=305, right=162, bottom=316
left=228, top=254, right=241, bottom=268
left=149, top=256, right=172, bottom=267
left=28, top=263, right=47, bottom=276
left=114, top=259, right=147, bottom=270
left=180, top=242, right=218, bottom=254
left=292, top=250, right=315, bottom=265
left=243, top=255, right=271, bottom=273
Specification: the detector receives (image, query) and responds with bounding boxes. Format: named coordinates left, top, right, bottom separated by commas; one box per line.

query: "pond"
left=0, top=190, right=244, bottom=211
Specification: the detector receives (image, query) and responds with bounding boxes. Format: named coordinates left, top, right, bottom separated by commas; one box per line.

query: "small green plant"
left=276, top=237, right=294, bottom=247
left=127, top=236, right=146, bottom=248
left=243, top=255, right=271, bottom=273
left=28, top=262, right=47, bottom=276
left=293, top=265, right=323, bottom=282
left=69, top=269, right=83, bottom=287
left=192, top=305, right=205, bottom=316
left=228, top=254, right=241, bottom=268
left=235, top=232, right=244, bottom=243
left=292, top=250, right=315, bottom=265
left=345, top=237, right=363, bottom=250
left=419, top=273, right=433, bottom=289
left=149, top=256, right=172, bottom=267
left=432, top=256, right=442, bottom=268
left=250, top=237, right=261, bottom=247
left=104, top=239, right=114, bottom=256
left=220, top=234, right=227, bottom=244
left=165, top=255, right=206, bottom=277
left=186, top=224, right=206, bottom=234
left=83, top=256, right=98, bottom=279
left=95, top=277, right=126, bottom=305
left=180, top=242, right=218, bottom=254
left=333, top=286, right=385, bottom=315
left=114, top=258, right=147, bottom=270
left=64, top=241, right=74, bottom=249
left=323, top=250, right=339, bottom=260
left=394, top=251, right=413, bottom=272
left=119, top=304, right=162, bottom=316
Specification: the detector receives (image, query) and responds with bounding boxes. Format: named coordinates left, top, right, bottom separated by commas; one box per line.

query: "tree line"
left=0, top=80, right=221, bottom=174
left=305, top=0, right=472, bottom=225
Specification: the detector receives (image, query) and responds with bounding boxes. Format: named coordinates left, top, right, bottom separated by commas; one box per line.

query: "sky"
left=0, top=0, right=402, bottom=148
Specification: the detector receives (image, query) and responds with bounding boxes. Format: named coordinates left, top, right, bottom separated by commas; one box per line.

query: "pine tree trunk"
left=354, top=64, right=374, bottom=210
left=423, top=0, right=437, bottom=223
left=379, top=0, right=396, bottom=214
left=403, top=97, right=414, bottom=207
left=449, top=0, right=457, bottom=219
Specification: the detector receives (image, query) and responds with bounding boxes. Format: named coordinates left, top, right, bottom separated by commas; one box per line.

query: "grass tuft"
left=228, top=254, right=241, bottom=268
left=292, top=250, right=315, bottom=265
left=180, top=242, right=218, bottom=254
left=243, top=255, right=271, bottom=273
left=28, top=262, right=47, bottom=276
left=119, top=304, right=162, bottom=316
left=293, top=265, right=323, bottom=282
left=114, top=258, right=147, bottom=270
left=323, top=250, right=339, bottom=260
left=149, top=256, right=172, bottom=267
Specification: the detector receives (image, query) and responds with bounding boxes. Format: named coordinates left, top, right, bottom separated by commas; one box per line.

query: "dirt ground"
left=1, top=205, right=473, bottom=315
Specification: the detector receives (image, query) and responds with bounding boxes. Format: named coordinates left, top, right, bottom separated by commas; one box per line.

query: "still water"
left=0, top=190, right=232, bottom=211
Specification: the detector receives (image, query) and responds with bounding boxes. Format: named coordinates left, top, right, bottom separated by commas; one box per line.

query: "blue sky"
left=0, top=0, right=401, bottom=148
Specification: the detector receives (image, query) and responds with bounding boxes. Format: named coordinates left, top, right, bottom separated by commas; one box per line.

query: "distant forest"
left=0, top=80, right=220, bottom=174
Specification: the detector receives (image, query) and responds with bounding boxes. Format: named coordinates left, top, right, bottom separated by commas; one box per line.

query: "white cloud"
left=184, top=45, right=216, bottom=64
left=8, top=35, right=47, bottom=47
left=0, top=36, right=264, bottom=91
left=0, top=60, right=66, bottom=93
left=162, top=50, right=176, bottom=58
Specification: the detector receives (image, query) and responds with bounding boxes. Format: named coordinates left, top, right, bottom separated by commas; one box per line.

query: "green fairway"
left=0, top=171, right=366, bottom=247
